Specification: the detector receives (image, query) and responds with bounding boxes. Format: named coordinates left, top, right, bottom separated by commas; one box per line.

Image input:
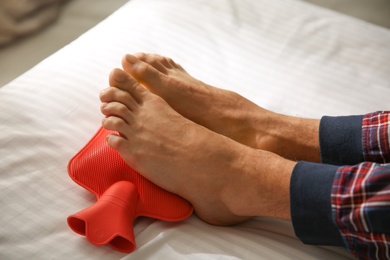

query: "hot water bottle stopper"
left=67, top=126, right=193, bottom=253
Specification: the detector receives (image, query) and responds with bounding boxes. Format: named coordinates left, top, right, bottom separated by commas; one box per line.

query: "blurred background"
left=0, top=0, right=389, bottom=87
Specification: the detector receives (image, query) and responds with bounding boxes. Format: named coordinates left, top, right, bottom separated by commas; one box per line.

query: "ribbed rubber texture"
left=67, top=127, right=193, bottom=252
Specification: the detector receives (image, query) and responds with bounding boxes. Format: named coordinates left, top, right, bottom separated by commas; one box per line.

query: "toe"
left=134, top=52, right=169, bottom=73
left=108, top=68, right=148, bottom=105
left=106, top=133, right=134, bottom=160
left=100, top=87, right=138, bottom=111
left=102, top=116, right=129, bottom=138
left=122, top=54, right=167, bottom=95
left=100, top=102, right=134, bottom=125
left=156, top=55, right=178, bottom=69
left=109, top=68, right=138, bottom=91
left=109, top=68, right=128, bottom=84
left=135, top=53, right=181, bottom=71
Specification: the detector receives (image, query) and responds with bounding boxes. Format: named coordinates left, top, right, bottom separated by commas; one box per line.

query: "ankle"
left=255, top=112, right=320, bottom=162
left=219, top=147, right=294, bottom=220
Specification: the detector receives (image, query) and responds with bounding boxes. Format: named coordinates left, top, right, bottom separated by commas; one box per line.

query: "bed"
left=1, top=0, right=389, bottom=259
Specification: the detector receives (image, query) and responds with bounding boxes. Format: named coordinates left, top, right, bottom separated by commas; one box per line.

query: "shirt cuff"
left=320, top=115, right=364, bottom=165
left=290, top=161, right=344, bottom=246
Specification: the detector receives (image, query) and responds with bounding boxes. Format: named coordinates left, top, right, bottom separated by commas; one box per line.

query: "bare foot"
left=121, top=53, right=274, bottom=149
left=99, top=68, right=295, bottom=225
left=122, top=53, right=321, bottom=162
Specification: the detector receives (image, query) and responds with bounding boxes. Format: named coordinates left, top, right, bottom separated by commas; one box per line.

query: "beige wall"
left=302, top=0, right=390, bottom=28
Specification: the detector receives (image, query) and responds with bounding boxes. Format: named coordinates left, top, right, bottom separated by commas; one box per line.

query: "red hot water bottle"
left=67, top=127, right=193, bottom=253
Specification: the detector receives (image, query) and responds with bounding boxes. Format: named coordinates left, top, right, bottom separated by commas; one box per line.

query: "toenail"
left=125, top=54, right=137, bottom=64
left=100, top=88, right=108, bottom=95
left=114, top=71, right=127, bottom=82
left=100, top=102, right=108, bottom=109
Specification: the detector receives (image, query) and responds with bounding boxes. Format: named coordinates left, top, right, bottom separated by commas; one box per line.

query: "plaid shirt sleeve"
left=331, top=111, right=390, bottom=260
left=362, top=111, right=390, bottom=163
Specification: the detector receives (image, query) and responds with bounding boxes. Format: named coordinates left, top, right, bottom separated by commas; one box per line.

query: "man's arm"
left=290, top=111, right=390, bottom=259
left=321, top=111, right=390, bottom=165
left=332, top=162, right=390, bottom=259
left=362, top=111, right=390, bottom=163
left=320, top=115, right=364, bottom=165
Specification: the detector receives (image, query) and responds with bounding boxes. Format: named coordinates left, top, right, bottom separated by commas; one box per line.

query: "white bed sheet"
left=1, top=0, right=389, bottom=259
